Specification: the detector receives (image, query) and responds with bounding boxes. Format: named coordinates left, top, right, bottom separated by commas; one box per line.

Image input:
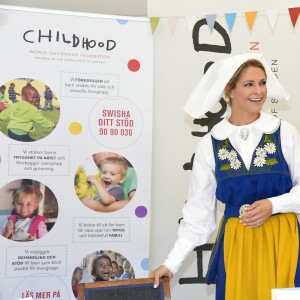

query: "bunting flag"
left=167, top=16, right=179, bottom=34
left=150, top=17, right=160, bottom=33
left=245, top=11, right=258, bottom=31
left=185, top=16, right=198, bottom=34
left=288, top=7, right=300, bottom=27
left=205, top=14, right=217, bottom=32
left=149, top=7, right=300, bottom=35
left=266, top=8, right=279, bottom=31
left=224, top=13, right=237, bottom=32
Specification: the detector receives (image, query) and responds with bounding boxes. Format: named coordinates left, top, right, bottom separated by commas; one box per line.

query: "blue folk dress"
left=206, top=124, right=300, bottom=300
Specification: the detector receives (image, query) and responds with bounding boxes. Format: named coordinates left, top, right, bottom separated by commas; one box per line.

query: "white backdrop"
left=150, top=9, right=300, bottom=300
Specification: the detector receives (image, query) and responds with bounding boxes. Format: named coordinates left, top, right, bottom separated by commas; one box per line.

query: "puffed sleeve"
left=268, top=120, right=300, bottom=214
left=163, top=134, right=217, bottom=274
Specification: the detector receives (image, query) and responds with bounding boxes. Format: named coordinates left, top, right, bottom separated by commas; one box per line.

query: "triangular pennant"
left=205, top=14, right=217, bottom=32
left=224, top=13, right=237, bottom=32
left=167, top=16, right=179, bottom=34
left=185, top=16, right=198, bottom=34
left=245, top=11, right=258, bottom=31
left=288, top=7, right=300, bottom=27
left=266, top=8, right=279, bottom=31
left=150, top=17, right=160, bottom=33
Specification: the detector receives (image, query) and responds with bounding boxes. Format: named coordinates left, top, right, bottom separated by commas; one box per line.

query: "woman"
left=150, top=53, right=300, bottom=300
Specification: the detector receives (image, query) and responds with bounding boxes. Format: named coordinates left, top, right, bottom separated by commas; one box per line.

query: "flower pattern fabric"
left=216, top=134, right=278, bottom=172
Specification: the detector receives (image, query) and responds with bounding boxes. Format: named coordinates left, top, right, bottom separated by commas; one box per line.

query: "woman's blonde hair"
left=224, top=59, right=267, bottom=103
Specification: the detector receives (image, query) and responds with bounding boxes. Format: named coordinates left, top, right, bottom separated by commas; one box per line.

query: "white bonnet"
left=183, top=53, right=290, bottom=118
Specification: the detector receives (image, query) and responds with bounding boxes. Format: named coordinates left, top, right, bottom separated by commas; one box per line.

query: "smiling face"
left=111, top=261, right=119, bottom=278
left=22, top=86, right=39, bottom=107
left=92, top=256, right=112, bottom=281
left=227, top=65, right=267, bottom=125
left=100, top=162, right=125, bottom=188
left=14, top=192, right=39, bottom=219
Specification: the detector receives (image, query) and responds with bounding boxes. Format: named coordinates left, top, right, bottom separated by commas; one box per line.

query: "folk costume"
left=162, top=54, right=300, bottom=300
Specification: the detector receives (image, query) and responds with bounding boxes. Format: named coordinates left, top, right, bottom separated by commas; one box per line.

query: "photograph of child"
left=0, top=79, right=60, bottom=142
left=8, top=82, right=20, bottom=104
left=43, top=84, right=57, bottom=111
left=86, top=156, right=127, bottom=204
left=0, top=85, right=8, bottom=111
left=91, top=254, right=113, bottom=282
left=71, top=250, right=135, bottom=298
left=74, top=152, right=137, bottom=213
left=0, top=179, right=58, bottom=241
left=71, top=267, right=83, bottom=298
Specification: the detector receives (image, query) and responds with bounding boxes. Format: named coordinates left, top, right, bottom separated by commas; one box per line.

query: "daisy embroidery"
left=254, top=156, right=266, bottom=167
left=264, top=142, right=276, bottom=154
left=255, top=147, right=267, bottom=158
left=228, top=150, right=238, bottom=161
left=218, top=148, right=229, bottom=160
left=230, top=159, right=241, bottom=170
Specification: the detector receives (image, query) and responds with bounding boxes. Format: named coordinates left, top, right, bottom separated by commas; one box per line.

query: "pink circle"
left=128, top=59, right=140, bottom=72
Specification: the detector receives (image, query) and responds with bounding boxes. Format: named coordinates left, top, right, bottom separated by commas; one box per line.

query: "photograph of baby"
left=74, top=152, right=137, bottom=213
left=71, top=250, right=135, bottom=298
left=0, top=179, right=58, bottom=241
left=0, top=78, right=60, bottom=142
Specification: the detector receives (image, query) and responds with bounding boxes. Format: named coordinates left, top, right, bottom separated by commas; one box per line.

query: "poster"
left=0, top=5, right=153, bottom=300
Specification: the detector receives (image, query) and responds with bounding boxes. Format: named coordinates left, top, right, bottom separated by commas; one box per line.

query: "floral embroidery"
left=228, top=150, right=238, bottom=161
left=264, top=142, right=276, bottom=154
left=219, top=139, right=241, bottom=170
left=255, top=147, right=267, bottom=158
left=218, top=134, right=278, bottom=171
left=230, top=159, right=241, bottom=170
left=218, top=148, right=229, bottom=160
left=253, top=135, right=278, bottom=168
left=254, top=156, right=266, bottom=167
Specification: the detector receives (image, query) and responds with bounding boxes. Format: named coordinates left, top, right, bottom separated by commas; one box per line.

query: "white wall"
left=0, top=0, right=147, bottom=16
left=148, top=0, right=300, bottom=16
left=150, top=9, right=300, bottom=300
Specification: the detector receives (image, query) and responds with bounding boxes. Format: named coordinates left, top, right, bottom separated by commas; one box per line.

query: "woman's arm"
left=269, top=121, right=300, bottom=214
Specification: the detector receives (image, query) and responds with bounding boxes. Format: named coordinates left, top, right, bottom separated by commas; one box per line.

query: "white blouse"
left=163, top=112, right=300, bottom=274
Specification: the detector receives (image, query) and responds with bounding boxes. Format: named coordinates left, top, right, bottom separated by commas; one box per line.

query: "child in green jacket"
left=0, top=83, right=55, bottom=142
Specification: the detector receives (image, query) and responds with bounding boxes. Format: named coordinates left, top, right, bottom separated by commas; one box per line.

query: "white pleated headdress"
left=183, top=53, right=290, bottom=118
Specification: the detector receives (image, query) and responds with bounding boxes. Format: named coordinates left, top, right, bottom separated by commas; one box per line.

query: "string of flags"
left=150, top=7, right=300, bottom=33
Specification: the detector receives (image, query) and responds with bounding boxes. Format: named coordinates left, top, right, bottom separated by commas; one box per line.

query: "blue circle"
left=117, top=19, right=128, bottom=25
left=141, top=258, right=149, bottom=270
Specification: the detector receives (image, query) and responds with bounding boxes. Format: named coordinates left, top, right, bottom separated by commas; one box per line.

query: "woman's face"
left=94, top=257, right=112, bottom=281
left=229, top=66, right=267, bottom=118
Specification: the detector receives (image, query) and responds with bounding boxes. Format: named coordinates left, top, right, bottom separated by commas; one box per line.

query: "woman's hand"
left=149, top=265, right=173, bottom=288
left=239, top=199, right=273, bottom=228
